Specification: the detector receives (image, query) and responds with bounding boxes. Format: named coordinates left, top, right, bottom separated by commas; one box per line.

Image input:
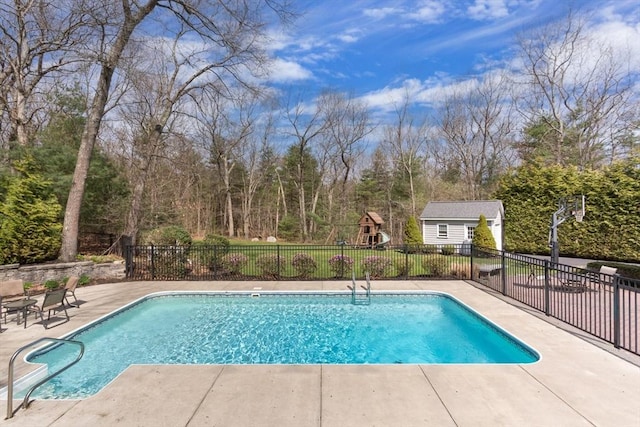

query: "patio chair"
left=64, top=276, right=80, bottom=307
left=1, top=279, right=27, bottom=324
left=29, top=289, right=69, bottom=329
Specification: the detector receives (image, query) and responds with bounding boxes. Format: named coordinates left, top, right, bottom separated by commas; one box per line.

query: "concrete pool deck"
left=1, top=280, right=639, bottom=426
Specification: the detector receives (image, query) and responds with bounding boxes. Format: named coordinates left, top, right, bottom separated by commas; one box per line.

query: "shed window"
left=437, top=224, right=448, bottom=238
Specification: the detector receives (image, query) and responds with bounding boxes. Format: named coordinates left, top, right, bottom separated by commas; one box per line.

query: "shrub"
left=422, top=256, right=450, bottom=277
left=151, top=246, right=190, bottom=279
left=441, top=245, right=456, bottom=255
left=424, top=244, right=438, bottom=254
left=361, top=255, right=393, bottom=278
left=194, top=234, right=230, bottom=271
left=221, top=253, right=249, bottom=274
left=0, top=158, right=62, bottom=264
left=291, top=253, right=317, bottom=278
left=394, top=257, right=414, bottom=277
left=450, top=262, right=471, bottom=278
left=142, top=225, right=192, bottom=246
left=43, top=279, right=60, bottom=291
left=328, top=255, right=354, bottom=278
left=203, top=234, right=230, bottom=249
left=79, top=274, right=91, bottom=286
left=473, top=214, right=496, bottom=250
left=403, top=216, right=423, bottom=245
left=139, top=228, right=193, bottom=278
left=256, top=254, right=284, bottom=277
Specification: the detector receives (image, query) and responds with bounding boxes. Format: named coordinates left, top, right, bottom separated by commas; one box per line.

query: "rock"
left=266, top=236, right=277, bottom=243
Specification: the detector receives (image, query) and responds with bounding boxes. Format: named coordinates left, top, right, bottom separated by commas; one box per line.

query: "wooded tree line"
left=0, top=3, right=638, bottom=262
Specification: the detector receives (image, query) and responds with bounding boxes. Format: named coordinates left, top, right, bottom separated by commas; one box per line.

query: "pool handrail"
left=6, top=337, right=84, bottom=420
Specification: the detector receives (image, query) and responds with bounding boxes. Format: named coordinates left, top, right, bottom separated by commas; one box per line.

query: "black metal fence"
left=471, top=247, right=639, bottom=356
left=124, top=243, right=472, bottom=281
left=123, top=243, right=639, bottom=356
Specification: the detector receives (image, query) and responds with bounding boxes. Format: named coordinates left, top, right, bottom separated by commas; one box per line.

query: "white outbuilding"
left=419, top=200, right=504, bottom=251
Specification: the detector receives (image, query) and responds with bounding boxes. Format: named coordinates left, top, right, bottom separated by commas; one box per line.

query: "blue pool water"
left=26, top=292, right=539, bottom=399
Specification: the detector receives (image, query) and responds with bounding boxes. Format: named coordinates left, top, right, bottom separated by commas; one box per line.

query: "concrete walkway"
left=1, top=280, right=639, bottom=426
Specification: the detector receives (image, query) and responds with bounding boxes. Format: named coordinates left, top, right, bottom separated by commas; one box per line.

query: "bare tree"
left=195, top=89, right=256, bottom=238
left=514, top=10, right=638, bottom=168
left=284, top=95, right=327, bottom=241
left=60, top=0, right=292, bottom=260
left=118, top=22, right=247, bottom=245
left=0, top=0, right=88, bottom=149
left=239, top=103, right=276, bottom=239
left=382, top=94, right=429, bottom=216
left=317, top=90, right=371, bottom=239
left=433, top=73, right=515, bottom=199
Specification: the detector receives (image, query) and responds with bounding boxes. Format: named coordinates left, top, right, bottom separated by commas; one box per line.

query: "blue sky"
left=265, top=0, right=640, bottom=112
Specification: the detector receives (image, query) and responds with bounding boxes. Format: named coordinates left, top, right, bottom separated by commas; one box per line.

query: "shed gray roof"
left=419, top=200, right=504, bottom=220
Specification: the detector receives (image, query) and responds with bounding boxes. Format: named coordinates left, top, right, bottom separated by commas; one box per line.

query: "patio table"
left=3, top=298, right=37, bottom=328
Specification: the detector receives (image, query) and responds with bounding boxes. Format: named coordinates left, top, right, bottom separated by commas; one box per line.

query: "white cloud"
left=267, top=58, right=313, bottom=83
left=363, top=7, right=402, bottom=20
left=467, top=0, right=509, bottom=20
left=590, top=20, right=640, bottom=72
left=359, top=78, right=427, bottom=112
left=337, top=32, right=359, bottom=43
left=408, top=0, right=447, bottom=23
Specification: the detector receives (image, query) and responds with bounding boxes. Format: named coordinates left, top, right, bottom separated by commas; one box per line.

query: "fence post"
left=544, top=260, right=550, bottom=316
left=213, top=245, right=218, bottom=280
left=405, top=245, right=409, bottom=280
left=277, top=245, right=281, bottom=279
left=340, top=243, right=345, bottom=279
left=501, top=250, right=506, bottom=295
left=125, top=244, right=133, bottom=279
left=613, top=275, right=620, bottom=349
left=470, top=244, right=475, bottom=281
left=150, top=245, right=155, bottom=280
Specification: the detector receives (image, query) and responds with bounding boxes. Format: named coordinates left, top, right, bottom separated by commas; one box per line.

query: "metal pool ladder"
left=351, top=271, right=371, bottom=305
left=6, top=337, right=84, bottom=419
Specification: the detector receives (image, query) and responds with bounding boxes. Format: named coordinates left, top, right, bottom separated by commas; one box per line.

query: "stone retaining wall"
left=0, top=260, right=126, bottom=284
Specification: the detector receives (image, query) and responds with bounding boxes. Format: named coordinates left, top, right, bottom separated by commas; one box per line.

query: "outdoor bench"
left=477, top=264, right=503, bottom=280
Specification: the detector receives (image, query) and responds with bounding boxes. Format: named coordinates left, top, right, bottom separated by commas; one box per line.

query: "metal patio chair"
left=64, top=276, right=80, bottom=307
left=29, top=289, right=70, bottom=329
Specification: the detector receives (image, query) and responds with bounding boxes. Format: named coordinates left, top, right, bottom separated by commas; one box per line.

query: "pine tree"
left=404, top=216, right=423, bottom=245
left=472, top=214, right=496, bottom=250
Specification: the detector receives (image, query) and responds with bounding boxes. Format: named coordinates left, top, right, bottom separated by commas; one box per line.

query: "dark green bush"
left=142, top=225, right=192, bottom=246
left=404, top=216, right=423, bottom=245
left=473, top=215, right=496, bottom=250
left=43, top=279, right=60, bottom=290
left=193, top=234, right=230, bottom=271
left=441, top=245, right=456, bottom=255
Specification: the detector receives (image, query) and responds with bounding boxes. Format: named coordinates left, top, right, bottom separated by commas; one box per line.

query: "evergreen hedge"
left=0, top=159, right=62, bottom=264
left=494, top=158, right=640, bottom=261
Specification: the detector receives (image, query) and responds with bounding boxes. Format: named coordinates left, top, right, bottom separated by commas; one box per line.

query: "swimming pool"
left=25, top=291, right=539, bottom=399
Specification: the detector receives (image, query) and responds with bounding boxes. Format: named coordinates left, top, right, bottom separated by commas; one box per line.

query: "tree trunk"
left=59, top=1, right=158, bottom=261
left=59, top=66, right=113, bottom=261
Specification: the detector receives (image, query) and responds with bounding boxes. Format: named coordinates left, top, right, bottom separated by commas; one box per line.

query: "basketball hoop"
left=550, top=195, right=586, bottom=264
